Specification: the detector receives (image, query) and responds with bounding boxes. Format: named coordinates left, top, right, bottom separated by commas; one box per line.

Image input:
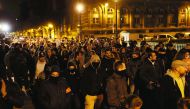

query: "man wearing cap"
left=162, top=60, right=188, bottom=109
left=33, top=65, right=72, bottom=109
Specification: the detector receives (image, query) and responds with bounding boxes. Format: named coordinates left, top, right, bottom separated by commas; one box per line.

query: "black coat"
left=101, top=57, right=114, bottom=78
left=139, top=59, right=163, bottom=87
left=81, top=64, right=104, bottom=95
left=138, top=59, right=163, bottom=109
left=33, top=77, right=71, bottom=109
left=127, top=58, right=142, bottom=83
left=161, top=75, right=189, bottom=109
left=0, top=81, right=24, bottom=109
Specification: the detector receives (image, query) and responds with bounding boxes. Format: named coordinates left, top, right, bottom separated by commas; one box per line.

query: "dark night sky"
left=0, top=0, right=19, bottom=31
left=0, top=0, right=19, bottom=20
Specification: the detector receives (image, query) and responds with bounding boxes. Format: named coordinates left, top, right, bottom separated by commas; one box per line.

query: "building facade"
left=17, top=0, right=190, bottom=39
left=72, top=0, right=190, bottom=38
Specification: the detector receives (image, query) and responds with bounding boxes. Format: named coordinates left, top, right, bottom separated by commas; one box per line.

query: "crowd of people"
left=0, top=37, right=190, bottom=109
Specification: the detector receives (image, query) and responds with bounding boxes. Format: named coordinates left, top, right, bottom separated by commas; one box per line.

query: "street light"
left=100, top=2, right=109, bottom=28
left=105, top=2, right=109, bottom=7
left=0, top=23, right=11, bottom=32
left=76, top=3, right=84, bottom=42
left=48, top=23, right=53, bottom=39
left=114, top=0, right=119, bottom=39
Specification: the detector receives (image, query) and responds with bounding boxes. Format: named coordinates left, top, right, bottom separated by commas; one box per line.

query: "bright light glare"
left=105, top=3, right=109, bottom=7
left=76, top=3, right=84, bottom=13
left=0, top=23, right=11, bottom=32
left=48, top=24, right=53, bottom=28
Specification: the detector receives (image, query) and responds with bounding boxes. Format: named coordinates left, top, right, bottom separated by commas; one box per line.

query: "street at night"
left=1, top=0, right=190, bottom=109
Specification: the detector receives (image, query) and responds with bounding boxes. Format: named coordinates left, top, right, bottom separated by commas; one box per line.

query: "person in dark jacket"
left=33, top=65, right=72, bottom=109
left=161, top=60, right=188, bottom=109
left=127, top=51, right=142, bottom=94
left=65, top=62, right=81, bottom=109
left=101, top=49, right=115, bottom=79
left=82, top=54, right=104, bottom=109
left=165, top=43, right=177, bottom=70
left=0, top=78, right=24, bottom=109
left=58, top=45, right=69, bottom=73
left=106, top=61, right=129, bottom=109
left=0, top=44, right=6, bottom=78
left=4, top=43, right=31, bottom=93
left=138, top=51, right=163, bottom=109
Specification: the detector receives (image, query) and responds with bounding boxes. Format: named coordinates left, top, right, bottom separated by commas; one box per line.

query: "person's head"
left=67, top=62, right=77, bottom=74
left=178, top=98, right=190, bottom=109
left=51, top=48, right=57, bottom=55
left=126, top=95, right=143, bottom=109
left=47, top=49, right=52, bottom=57
left=114, top=61, right=127, bottom=76
left=112, top=46, right=117, bottom=53
left=171, top=60, right=188, bottom=77
left=132, top=52, right=140, bottom=59
left=166, top=43, right=174, bottom=50
left=90, top=54, right=101, bottom=68
left=101, top=49, right=106, bottom=58
left=90, top=50, right=96, bottom=57
left=38, top=52, right=46, bottom=62
left=158, top=42, right=164, bottom=48
left=50, top=65, right=61, bottom=78
left=121, top=47, right=126, bottom=54
left=75, top=51, right=83, bottom=61
left=183, top=59, right=190, bottom=73
left=147, top=51, right=157, bottom=61
left=14, top=43, right=22, bottom=51
left=185, top=43, right=190, bottom=50
left=154, top=45, right=160, bottom=52
left=184, top=52, right=190, bottom=60
left=105, top=49, right=112, bottom=59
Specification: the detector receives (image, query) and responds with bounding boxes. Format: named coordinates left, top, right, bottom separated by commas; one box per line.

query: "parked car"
left=152, top=34, right=177, bottom=41
left=138, top=34, right=153, bottom=41
left=175, top=32, right=190, bottom=39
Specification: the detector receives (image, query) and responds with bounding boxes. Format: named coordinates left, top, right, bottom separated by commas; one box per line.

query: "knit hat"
left=171, top=60, right=188, bottom=68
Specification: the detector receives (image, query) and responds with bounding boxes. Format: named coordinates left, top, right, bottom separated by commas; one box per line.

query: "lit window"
left=93, top=18, right=100, bottom=24
left=93, top=8, right=98, bottom=14
left=107, top=18, right=113, bottom=24
left=134, top=18, right=140, bottom=24
left=168, top=15, right=174, bottom=23
left=181, top=9, right=186, bottom=13
left=181, top=19, right=185, bottom=23
left=108, top=8, right=113, bottom=14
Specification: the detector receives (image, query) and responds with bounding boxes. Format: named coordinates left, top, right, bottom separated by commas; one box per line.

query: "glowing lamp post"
left=76, top=3, right=84, bottom=42
left=0, top=23, right=11, bottom=32
left=114, top=0, right=119, bottom=39
left=48, top=23, right=53, bottom=39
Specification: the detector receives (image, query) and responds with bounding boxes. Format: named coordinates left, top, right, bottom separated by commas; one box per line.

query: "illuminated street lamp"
left=48, top=24, right=53, bottom=28
left=114, top=0, right=119, bottom=39
left=48, top=23, right=53, bottom=39
left=105, top=2, right=109, bottom=7
left=0, top=23, right=11, bottom=32
left=76, top=2, right=84, bottom=42
left=100, top=2, right=109, bottom=28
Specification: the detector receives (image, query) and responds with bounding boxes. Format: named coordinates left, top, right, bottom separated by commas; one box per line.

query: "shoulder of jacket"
left=107, top=75, right=116, bottom=82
